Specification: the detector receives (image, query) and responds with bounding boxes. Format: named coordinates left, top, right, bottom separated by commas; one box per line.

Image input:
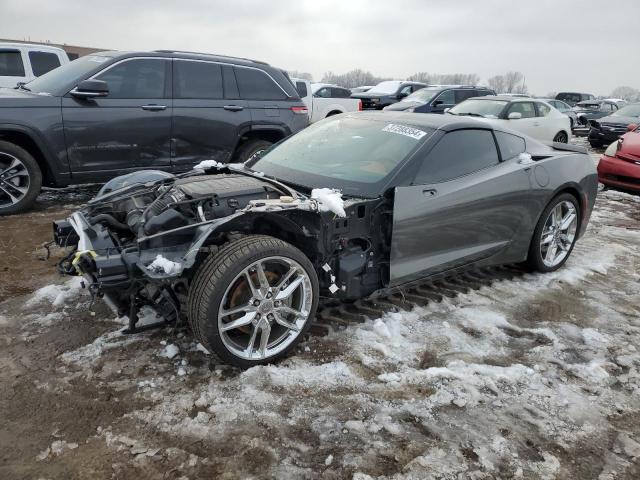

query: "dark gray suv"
left=0, top=50, right=308, bottom=214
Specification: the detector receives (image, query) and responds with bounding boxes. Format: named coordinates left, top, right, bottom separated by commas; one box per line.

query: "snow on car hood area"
left=2, top=187, right=640, bottom=478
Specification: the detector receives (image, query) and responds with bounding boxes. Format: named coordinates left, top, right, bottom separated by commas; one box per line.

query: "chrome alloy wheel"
left=539, top=200, right=578, bottom=268
left=0, top=152, right=30, bottom=208
left=218, top=256, right=313, bottom=361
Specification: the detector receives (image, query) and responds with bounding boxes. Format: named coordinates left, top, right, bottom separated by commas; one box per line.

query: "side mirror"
left=508, top=112, right=522, bottom=120
left=628, top=123, right=638, bottom=132
left=444, top=108, right=451, bottom=113
left=397, top=91, right=409, bottom=99
left=433, top=100, right=444, bottom=107
left=70, top=79, right=109, bottom=99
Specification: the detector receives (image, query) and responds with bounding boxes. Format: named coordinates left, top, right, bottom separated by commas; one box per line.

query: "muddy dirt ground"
left=0, top=141, right=639, bottom=480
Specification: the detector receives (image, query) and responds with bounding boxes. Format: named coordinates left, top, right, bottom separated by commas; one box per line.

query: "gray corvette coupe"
left=53, top=112, right=597, bottom=367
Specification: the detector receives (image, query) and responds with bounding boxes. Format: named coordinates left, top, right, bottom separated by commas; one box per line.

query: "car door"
left=234, top=65, right=289, bottom=129
left=62, top=57, right=172, bottom=176
left=171, top=60, right=251, bottom=169
left=0, top=47, right=28, bottom=87
left=431, top=89, right=455, bottom=113
left=455, top=89, right=477, bottom=105
left=390, top=129, right=532, bottom=285
left=504, top=101, right=539, bottom=138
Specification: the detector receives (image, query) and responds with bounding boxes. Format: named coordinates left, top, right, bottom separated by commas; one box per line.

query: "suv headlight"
left=604, top=140, right=619, bottom=157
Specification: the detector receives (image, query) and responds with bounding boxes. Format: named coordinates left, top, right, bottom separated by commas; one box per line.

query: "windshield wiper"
left=16, top=83, right=31, bottom=92
left=456, top=112, right=484, bottom=117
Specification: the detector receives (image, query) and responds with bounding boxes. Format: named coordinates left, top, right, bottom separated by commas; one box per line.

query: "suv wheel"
left=0, top=141, right=42, bottom=215
left=187, top=235, right=319, bottom=368
left=234, top=139, right=273, bottom=163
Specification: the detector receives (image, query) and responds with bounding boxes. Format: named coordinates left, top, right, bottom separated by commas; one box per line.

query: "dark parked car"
left=573, top=100, right=623, bottom=127
left=54, top=112, right=597, bottom=367
left=383, top=85, right=496, bottom=113
left=588, top=103, right=640, bottom=147
left=0, top=50, right=308, bottom=214
left=351, top=81, right=426, bottom=109
left=555, top=92, right=595, bottom=106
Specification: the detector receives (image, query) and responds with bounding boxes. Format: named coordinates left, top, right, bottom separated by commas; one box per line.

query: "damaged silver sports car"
left=53, top=112, right=598, bottom=367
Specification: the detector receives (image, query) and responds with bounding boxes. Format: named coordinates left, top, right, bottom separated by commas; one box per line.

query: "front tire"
left=526, top=193, right=580, bottom=273
left=187, top=235, right=319, bottom=368
left=0, top=141, right=42, bottom=215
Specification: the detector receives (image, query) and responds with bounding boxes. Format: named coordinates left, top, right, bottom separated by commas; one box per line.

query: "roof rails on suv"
left=152, top=50, right=269, bottom=65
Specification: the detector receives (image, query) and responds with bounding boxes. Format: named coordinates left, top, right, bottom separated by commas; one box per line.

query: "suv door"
left=0, top=48, right=28, bottom=87
left=62, top=57, right=172, bottom=176
left=234, top=66, right=290, bottom=129
left=171, top=60, right=251, bottom=169
left=455, top=89, right=477, bottom=105
left=430, top=89, right=455, bottom=113
left=390, top=129, right=531, bottom=285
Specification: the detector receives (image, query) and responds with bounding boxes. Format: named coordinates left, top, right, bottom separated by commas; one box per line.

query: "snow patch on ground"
left=27, top=277, right=83, bottom=307
left=147, top=255, right=183, bottom=275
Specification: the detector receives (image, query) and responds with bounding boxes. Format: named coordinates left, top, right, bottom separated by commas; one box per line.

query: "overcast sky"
left=1, top=0, right=638, bottom=95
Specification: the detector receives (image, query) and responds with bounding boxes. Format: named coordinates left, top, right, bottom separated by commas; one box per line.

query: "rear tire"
left=553, top=131, right=568, bottom=143
left=0, top=140, right=42, bottom=215
left=233, top=139, right=273, bottom=163
left=526, top=193, right=581, bottom=273
left=187, top=235, right=319, bottom=368
left=589, top=140, right=603, bottom=148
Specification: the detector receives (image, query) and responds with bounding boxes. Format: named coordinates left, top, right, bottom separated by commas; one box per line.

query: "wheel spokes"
left=220, top=311, right=257, bottom=332
left=559, top=211, right=576, bottom=231
left=0, top=157, right=20, bottom=176
left=273, top=311, right=301, bottom=332
left=276, top=276, right=304, bottom=301
left=258, top=322, right=271, bottom=358
left=255, top=261, right=270, bottom=292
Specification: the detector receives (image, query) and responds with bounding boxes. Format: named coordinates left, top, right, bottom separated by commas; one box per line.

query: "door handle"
left=422, top=188, right=437, bottom=197
left=141, top=105, right=167, bottom=111
left=224, top=105, right=244, bottom=112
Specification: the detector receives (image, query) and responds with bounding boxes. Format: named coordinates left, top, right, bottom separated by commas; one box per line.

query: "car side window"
left=234, top=67, right=286, bottom=100
left=435, top=89, right=455, bottom=105
left=173, top=60, right=223, bottom=99
left=414, top=130, right=499, bottom=184
left=399, top=85, right=413, bottom=96
left=507, top=102, right=535, bottom=118
left=536, top=102, right=551, bottom=117
left=455, top=89, right=476, bottom=103
left=28, top=51, right=61, bottom=77
left=295, top=81, right=308, bottom=97
left=332, top=87, right=350, bottom=98
left=0, top=50, right=25, bottom=77
left=96, top=58, right=166, bottom=99
left=315, top=87, right=331, bottom=98
left=495, top=131, right=526, bottom=160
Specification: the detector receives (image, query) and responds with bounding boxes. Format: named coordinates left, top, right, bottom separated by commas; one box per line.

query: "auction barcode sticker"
left=382, top=124, right=427, bottom=140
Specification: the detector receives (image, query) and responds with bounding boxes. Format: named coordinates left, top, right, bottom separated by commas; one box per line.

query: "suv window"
left=536, top=102, right=551, bottom=117
left=234, top=67, right=286, bottom=100
left=173, top=60, right=223, bottom=99
left=331, top=87, right=351, bottom=98
left=96, top=58, right=166, bottom=99
left=414, top=129, right=499, bottom=184
left=295, top=81, right=308, bottom=98
left=28, top=51, right=61, bottom=77
left=399, top=85, right=413, bottom=96
left=495, top=131, right=526, bottom=160
left=455, top=89, right=476, bottom=103
left=435, top=89, right=455, bottom=105
left=0, top=50, right=25, bottom=77
left=507, top=101, right=536, bottom=118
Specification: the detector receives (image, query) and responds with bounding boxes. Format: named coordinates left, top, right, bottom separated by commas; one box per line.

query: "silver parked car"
left=54, top=112, right=598, bottom=367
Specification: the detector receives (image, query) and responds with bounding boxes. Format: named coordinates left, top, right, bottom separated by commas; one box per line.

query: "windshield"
left=449, top=99, right=508, bottom=118
left=367, top=81, right=402, bottom=95
left=403, top=87, right=441, bottom=103
left=575, top=103, right=600, bottom=110
left=25, top=55, right=111, bottom=94
left=613, top=104, right=640, bottom=117
left=249, top=116, right=432, bottom=196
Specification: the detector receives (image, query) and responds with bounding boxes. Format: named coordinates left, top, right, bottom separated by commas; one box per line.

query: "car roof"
left=0, top=42, right=66, bottom=52
left=344, top=111, right=494, bottom=132
left=468, top=95, right=541, bottom=103
left=98, top=50, right=271, bottom=68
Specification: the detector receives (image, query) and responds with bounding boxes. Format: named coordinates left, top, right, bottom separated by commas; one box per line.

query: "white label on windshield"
left=87, top=56, right=108, bottom=63
left=382, top=123, right=426, bottom=140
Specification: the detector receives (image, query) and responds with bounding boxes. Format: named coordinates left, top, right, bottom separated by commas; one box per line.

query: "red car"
left=598, top=123, right=640, bottom=192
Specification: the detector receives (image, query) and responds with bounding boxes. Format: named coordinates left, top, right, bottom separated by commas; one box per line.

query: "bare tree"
left=503, top=71, right=524, bottom=93
left=321, top=69, right=390, bottom=88
left=611, top=86, right=640, bottom=102
left=487, top=75, right=506, bottom=93
left=407, top=72, right=480, bottom=85
left=288, top=70, right=313, bottom=81
left=407, top=72, right=433, bottom=84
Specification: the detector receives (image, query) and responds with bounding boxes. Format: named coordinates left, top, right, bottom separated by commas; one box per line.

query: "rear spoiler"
left=547, top=142, right=588, bottom=154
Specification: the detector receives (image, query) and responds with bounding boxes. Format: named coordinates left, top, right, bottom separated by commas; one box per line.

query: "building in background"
left=0, top=38, right=105, bottom=60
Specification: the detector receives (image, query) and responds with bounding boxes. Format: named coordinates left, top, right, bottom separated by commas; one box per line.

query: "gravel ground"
left=1, top=140, right=639, bottom=479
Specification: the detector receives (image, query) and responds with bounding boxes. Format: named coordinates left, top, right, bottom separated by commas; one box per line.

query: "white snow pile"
left=311, top=188, right=346, bottom=217
left=36, top=440, right=78, bottom=461
left=26, top=277, right=83, bottom=307
left=518, top=152, right=532, bottom=162
left=193, top=160, right=224, bottom=170
left=162, top=344, right=180, bottom=359
left=147, top=255, right=182, bottom=275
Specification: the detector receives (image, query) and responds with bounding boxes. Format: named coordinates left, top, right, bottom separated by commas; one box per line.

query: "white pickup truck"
left=0, top=43, right=70, bottom=88
left=291, top=78, right=362, bottom=123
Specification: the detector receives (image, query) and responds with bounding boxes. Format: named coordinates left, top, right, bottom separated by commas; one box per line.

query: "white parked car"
left=291, top=78, right=362, bottom=123
left=0, top=43, right=69, bottom=88
left=448, top=96, right=572, bottom=143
